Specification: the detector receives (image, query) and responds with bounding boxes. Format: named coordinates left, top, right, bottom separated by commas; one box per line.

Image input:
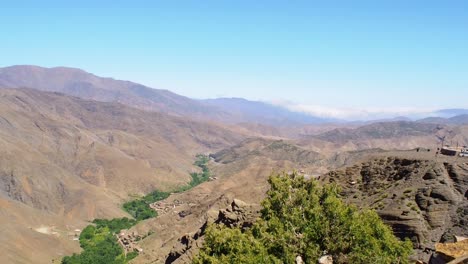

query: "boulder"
left=295, top=255, right=304, bottom=264
left=430, top=239, right=468, bottom=264
left=232, top=198, right=248, bottom=211
left=318, top=255, right=333, bottom=264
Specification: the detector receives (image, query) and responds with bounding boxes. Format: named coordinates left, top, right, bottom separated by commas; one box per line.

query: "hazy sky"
left=1, top=1, right=467, bottom=117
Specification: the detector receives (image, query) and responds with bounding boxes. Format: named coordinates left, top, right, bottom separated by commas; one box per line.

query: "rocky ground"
left=125, top=149, right=467, bottom=263
left=321, top=152, right=468, bottom=263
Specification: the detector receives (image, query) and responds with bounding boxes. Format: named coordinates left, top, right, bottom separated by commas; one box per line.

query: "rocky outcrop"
left=165, top=198, right=259, bottom=264
left=429, top=239, right=468, bottom=264
left=322, top=157, right=468, bottom=262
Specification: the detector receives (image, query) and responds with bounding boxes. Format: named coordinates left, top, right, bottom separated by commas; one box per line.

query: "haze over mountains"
left=0, top=65, right=466, bottom=125
left=0, top=65, right=332, bottom=126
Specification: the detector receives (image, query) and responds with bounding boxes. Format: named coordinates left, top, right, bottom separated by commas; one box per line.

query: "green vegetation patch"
left=122, top=190, right=168, bottom=221
left=176, top=154, right=211, bottom=192
left=194, top=172, right=413, bottom=264
left=123, top=154, right=210, bottom=221
left=92, top=218, right=138, bottom=234
left=62, top=155, right=212, bottom=263
left=61, top=218, right=137, bottom=264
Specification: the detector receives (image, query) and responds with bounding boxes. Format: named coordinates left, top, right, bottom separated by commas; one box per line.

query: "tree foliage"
left=92, top=218, right=137, bottom=234
left=61, top=220, right=129, bottom=264
left=194, top=172, right=413, bottom=264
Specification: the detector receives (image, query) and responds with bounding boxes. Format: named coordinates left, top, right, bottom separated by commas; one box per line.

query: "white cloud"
left=270, top=101, right=438, bottom=121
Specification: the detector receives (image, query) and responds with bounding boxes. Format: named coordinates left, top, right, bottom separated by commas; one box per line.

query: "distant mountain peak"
left=0, top=65, right=331, bottom=125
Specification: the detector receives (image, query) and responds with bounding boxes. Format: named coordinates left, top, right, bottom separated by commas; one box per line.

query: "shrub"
left=62, top=224, right=127, bottom=264
left=194, top=172, right=413, bottom=264
left=92, top=218, right=137, bottom=234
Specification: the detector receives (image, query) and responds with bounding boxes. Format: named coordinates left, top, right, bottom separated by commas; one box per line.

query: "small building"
left=440, top=146, right=468, bottom=157
left=440, top=147, right=458, bottom=156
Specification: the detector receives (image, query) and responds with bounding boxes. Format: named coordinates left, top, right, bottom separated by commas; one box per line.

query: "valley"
left=3, top=1, right=468, bottom=263
left=0, top=68, right=467, bottom=264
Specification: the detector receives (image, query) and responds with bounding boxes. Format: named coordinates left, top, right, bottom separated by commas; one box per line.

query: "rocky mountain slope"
left=0, top=88, right=245, bottom=264
left=126, top=138, right=335, bottom=263
left=143, top=150, right=468, bottom=263
left=299, top=121, right=468, bottom=154
left=418, top=114, right=468, bottom=125
left=321, top=152, right=468, bottom=262
left=0, top=69, right=467, bottom=263
left=123, top=144, right=412, bottom=263
left=201, top=97, right=329, bottom=125
left=314, top=121, right=443, bottom=143
left=0, top=65, right=225, bottom=120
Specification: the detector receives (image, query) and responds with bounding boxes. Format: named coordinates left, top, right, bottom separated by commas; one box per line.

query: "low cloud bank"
left=271, top=101, right=439, bottom=121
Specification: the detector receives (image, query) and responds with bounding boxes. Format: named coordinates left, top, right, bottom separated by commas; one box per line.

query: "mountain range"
left=1, top=65, right=466, bottom=126
left=0, top=65, right=467, bottom=264
left=0, top=65, right=332, bottom=126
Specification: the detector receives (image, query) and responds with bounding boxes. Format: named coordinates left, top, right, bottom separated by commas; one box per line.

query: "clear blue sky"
left=1, top=0, right=467, bottom=112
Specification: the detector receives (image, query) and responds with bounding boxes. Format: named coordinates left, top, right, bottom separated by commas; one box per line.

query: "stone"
left=435, top=239, right=468, bottom=260
left=232, top=198, right=248, bottom=211
left=166, top=198, right=260, bottom=263
left=318, top=254, right=333, bottom=264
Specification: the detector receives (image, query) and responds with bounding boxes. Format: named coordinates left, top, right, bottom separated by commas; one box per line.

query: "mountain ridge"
left=3, top=65, right=465, bottom=126
left=0, top=87, right=245, bottom=264
left=0, top=65, right=331, bottom=126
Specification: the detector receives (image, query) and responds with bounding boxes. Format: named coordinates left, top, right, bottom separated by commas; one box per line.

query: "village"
left=440, top=146, right=468, bottom=157
left=116, top=229, right=143, bottom=256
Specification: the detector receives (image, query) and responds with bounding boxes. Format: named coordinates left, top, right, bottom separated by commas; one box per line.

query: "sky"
left=1, top=1, right=467, bottom=119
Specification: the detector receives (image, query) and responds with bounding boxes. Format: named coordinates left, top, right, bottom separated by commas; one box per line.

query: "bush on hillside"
left=194, top=172, right=413, bottom=264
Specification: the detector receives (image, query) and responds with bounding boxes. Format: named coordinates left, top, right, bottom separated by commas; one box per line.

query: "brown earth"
left=126, top=146, right=435, bottom=262
left=0, top=65, right=228, bottom=121
left=123, top=148, right=468, bottom=264
left=0, top=88, right=245, bottom=264
left=299, top=121, right=468, bottom=155
left=1, top=87, right=467, bottom=263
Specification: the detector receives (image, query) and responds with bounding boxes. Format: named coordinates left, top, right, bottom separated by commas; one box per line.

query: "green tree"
left=62, top=220, right=133, bottom=264
left=194, top=172, right=413, bottom=264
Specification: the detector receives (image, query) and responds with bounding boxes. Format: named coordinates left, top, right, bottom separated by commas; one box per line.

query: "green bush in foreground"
left=194, top=172, right=413, bottom=264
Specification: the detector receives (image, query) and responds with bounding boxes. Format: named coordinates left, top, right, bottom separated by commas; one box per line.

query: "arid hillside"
left=128, top=138, right=331, bottom=263
left=0, top=65, right=226, bottom=120
left=299, top=121, right=468, bottom=154
left=125, top=143, right=405, bottom=263
left=1, top=87, right=467, bottom=264
left=0, top=88, right=245, bottom=264
left=0, top=65, right=330, bottom=126
left=125, top=149, right=468, bottom=264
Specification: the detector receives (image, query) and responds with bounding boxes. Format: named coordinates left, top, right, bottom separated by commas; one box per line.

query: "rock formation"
left=429, top=239, right=468, bottom=264
left=322, top=157, right=468, bottom=262
left=165, top=198, right=259, bottom=263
